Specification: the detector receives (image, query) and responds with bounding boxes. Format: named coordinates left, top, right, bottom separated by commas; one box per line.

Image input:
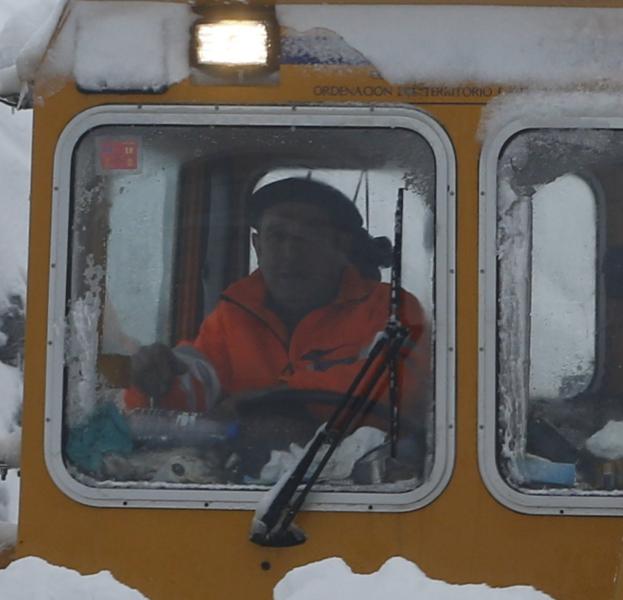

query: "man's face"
left=253, top=201, right=350, bottom=316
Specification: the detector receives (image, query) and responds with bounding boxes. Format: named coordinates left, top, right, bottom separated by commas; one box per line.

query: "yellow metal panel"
left=16, top=58, right=623, bottom=600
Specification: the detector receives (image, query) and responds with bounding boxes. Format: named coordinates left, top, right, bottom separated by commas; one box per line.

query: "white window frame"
left=479, top=118, right=623, bottom=515
left=46, top=103, right=456, bottom=511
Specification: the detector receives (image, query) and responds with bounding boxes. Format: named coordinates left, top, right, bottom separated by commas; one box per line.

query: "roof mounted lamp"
left=190, top=5, right=280, bottom=83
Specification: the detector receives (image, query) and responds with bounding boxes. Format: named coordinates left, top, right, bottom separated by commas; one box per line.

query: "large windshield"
left=55, top=114, right=444, bottom=505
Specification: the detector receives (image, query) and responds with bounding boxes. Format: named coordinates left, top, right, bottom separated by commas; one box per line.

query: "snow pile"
left=0, top=557, right=148, bottom=600
left=586, top=421, right=623, bottom=461
left=274, top=557, right=554, bottom=600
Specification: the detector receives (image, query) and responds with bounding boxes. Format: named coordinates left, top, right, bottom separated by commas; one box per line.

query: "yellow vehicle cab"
left=3, top=0, right=623, bottom=598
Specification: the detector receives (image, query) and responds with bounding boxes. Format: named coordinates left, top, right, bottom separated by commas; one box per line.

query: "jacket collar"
left=221, top=265, right=375, bottom=318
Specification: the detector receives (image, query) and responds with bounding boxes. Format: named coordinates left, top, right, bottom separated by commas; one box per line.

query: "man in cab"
left=125, top=178, right=428, bottom=428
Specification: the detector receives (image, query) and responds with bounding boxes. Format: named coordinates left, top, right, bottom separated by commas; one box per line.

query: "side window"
left=481, top=125, right=623, bottom=513
left=529, top=174, right=597, bottom=400
left=47, top=106, right=455, bottom=510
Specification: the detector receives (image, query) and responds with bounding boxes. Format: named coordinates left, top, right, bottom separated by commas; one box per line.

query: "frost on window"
left=60, top=122, right=438, bottom=498
left=496, top=128, right=623, bottom=495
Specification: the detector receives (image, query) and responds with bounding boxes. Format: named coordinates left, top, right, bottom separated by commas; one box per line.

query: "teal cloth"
left=65, top=402, right=133, bottom=474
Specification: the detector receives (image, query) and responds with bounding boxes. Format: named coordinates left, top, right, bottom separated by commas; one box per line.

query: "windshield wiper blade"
left=249, top=327, right=408, bottom=547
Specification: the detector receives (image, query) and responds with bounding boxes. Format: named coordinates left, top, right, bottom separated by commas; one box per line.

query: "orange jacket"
left=126, top=267, right=427, bottom=418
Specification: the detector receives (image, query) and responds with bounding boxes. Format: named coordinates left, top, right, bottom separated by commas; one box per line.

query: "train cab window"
left=45, top=105, right=455, bottom=510
left=481, top=124, right=623, bottom=514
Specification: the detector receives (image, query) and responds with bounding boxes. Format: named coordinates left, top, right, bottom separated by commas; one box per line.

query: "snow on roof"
left=5, top=2, right=623, bottom=100
left=0, top=0, right=63, bottom=70
left=276, top=5, right=623, bottom=87
left=71, top=1, right=192, bottom=92
left=479, top=90, right=623, bottom=143
left=23, top=1, right=192, bottom=97
left=0, top=0, right=66, bottom=102
left=0, top=0, right=191, bottom=100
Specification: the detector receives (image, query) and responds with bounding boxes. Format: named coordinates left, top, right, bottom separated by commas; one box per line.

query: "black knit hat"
left=249, top=178, right=363, bottom=232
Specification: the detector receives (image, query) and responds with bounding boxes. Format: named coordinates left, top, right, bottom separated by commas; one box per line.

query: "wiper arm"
left=250, top=326, right=408, bottom=547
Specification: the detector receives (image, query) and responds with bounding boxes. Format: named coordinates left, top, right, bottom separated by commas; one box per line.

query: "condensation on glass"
left=496, top=128, right=623, bottom=496
left=62, top=124, right=437, bottom=495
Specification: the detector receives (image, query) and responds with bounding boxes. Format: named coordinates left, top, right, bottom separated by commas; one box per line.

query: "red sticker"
left=98, top=138, right=140, bottom=171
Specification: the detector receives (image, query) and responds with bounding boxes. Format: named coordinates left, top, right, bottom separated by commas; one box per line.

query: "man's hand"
left=130, top=343, right=187, bottom=402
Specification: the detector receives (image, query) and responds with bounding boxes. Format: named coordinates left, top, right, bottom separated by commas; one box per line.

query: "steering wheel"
left=233, top=387, right=393, bottom=421
left=227, top=387, right=422, bottom=479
